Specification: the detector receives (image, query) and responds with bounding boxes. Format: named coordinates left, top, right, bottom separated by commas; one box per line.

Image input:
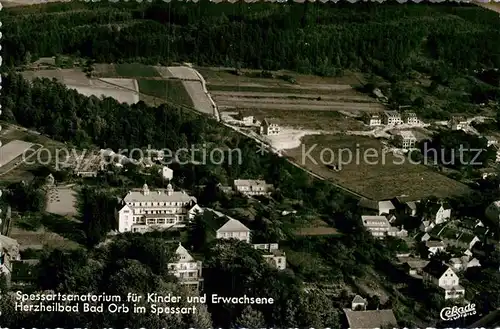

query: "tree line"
left=1, top=1, right=499, bottom=76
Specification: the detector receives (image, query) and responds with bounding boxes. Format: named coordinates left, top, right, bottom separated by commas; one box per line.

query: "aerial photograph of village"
left=0, top=0, right=499, bottom=328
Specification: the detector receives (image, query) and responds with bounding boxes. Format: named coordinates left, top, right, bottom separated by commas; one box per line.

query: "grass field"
left=286, top=134, right=471, bottom=201
left=138, top=79, right=194, bottom=107
left=114, top=63, right=161, bottom=78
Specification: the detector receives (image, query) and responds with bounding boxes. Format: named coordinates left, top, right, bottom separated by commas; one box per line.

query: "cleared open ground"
left=286, top=134, right=471, bottom=201
left=46, top=187, right=78, bottom=217
left=0, top=140, right=34, bottom=168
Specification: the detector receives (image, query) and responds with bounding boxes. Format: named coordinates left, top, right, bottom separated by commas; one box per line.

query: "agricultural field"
left=21, top=69, right=140, bottom=104
left=285, top=134, right=471, bottom=201
left=137, top=79, right=194, bottom=108
left=114, top=63, right=161, bottom=78
left=200, top=67, right=383, bottom=131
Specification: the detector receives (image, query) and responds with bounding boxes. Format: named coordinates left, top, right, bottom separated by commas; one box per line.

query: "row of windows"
left=128, top=201, right=189, bottom=207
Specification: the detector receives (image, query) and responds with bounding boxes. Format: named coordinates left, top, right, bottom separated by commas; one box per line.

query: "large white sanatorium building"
left=116, top=184, right=200, bottom=233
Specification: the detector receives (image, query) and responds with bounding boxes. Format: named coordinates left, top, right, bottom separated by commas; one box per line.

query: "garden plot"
left=0, top=140, right=34, bottom=168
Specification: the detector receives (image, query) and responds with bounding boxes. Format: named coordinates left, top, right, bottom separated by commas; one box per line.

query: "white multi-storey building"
left=423, top=261, right=465, bottom=300
left=361, top=215, right=407, bottom=238
left=383, top=111, right=403, bottom=125
left=402, top=112, right=419, bottom=125
left=395, top=131, right=417, bottom=149
left=168, top=243, right=203, bottom=289
left=234, top=179, right=273, bottom=196
left=365, top=113, right=382, bottom=126
left=260, top=118, right=280, bottom=136
left=116, top=184, right=200, bottom=233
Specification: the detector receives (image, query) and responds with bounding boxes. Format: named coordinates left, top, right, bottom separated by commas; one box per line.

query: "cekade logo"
left=440, top=303, right=477, bottom=321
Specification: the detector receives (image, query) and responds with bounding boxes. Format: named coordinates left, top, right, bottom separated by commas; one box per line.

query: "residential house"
left=421, top=233, right=431, bottom=242
left=361, top=216, right=407, bottom=238
left=253, top=243, right=286, bottom=270
left=406, top=201, right=418, bottom=217
left=358, top=199, right=395, bottom=216
left=233, top=179, right=273, bottom=197
left=493, top=144, right=500, bottom=163
left=395, top=130, right=417, bottom=149
left=364, top=113, right=382, bottom=126
left=115, top=184, right=198, bottom=233
left=216, top=218, right=251, bottom=243
left=402, top=112, right=420, bottom=125
left=428, top=202, right=452, bottom=225
left=383, top=111, right=403, bottom=125
left=0, top=235, right=21, bottom=278
left=351, top=295, right=368, bottom=311
left=420, top=221, right=436, bottom=233
left=260, top=118, right=280, bottom=136
left=240, top=115, right=255, bottom=125
left=168, top=243, right=203, bottom=289
left=160, top=166, right=173, bottom=180
left=403, top=259, right=430, bottom=277
left=466, top=257, right=481, bottom=269
left=423, top=261, right=465, bottom=300
left=449, top=116, right=468, bottom=131
left=485, top=136, right=498, bottom=147
left=343, top=308, right=398, bottom=329
left=426, top=240, right=446, bottom=255
left=444, top=233, right=480, bottom=250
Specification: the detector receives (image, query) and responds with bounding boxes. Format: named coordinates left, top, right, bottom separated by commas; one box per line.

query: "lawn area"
left=115, top=63, right=160, bottom=78
left=137, top=79, right=194, bottom=107
left=285, top=134, right=471, bottom=201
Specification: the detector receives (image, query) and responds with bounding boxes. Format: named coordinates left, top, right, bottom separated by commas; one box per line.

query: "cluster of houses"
left=359, top=196, right=489, bottom=301
left=364, top=111, right=421, bottom=127
left=231, top=114, right=281, bottom=136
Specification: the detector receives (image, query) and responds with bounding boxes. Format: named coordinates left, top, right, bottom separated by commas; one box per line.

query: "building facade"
left=365, top=114, right=382, bottom=126
left=216, top=218, right=251, bottom=243
left=260, top=118, right=280, bottom=136
left=423, top=262, right=465, bottom=300
left=234, top=179, right=273, bottom=196
left=361, top=216, right=407, bottom=238
left=168, top=243, right=203, bottom=289
left=402, top=112, right=419, bottom=125
left=395, top=131, right=417, bottom=149
left=383, top=111, right=403, bottom=125
left=116, top=184, right=199, bottom=233
left=253, top=243, right=286, bottom=270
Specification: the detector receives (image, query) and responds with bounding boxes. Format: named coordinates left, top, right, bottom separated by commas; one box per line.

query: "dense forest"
left=1, top=1, right=500, bottom=77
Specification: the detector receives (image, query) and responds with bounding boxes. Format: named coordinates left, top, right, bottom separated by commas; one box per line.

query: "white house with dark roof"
left=423, top=261, right=465, bottom=300
left=364, top=113, right=382, bottom=126
left=383, top=111, right=403, bottom=126
left=426, top=240, right=446, bottom=255
left=234, top=179, right=273, bottom=197
left=402, top=112, right=420, bottom=125
left=168, top=243, right=203, bottom=289
left=431, top=202, right=452, bottom=225
left=395, top=130, right=417, bottom=149
left=216, top=218, right=251, bottom=243
left=116, top=183, right=199, bottom=233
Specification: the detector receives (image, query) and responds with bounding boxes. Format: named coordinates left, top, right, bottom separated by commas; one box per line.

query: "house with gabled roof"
left=423, top=260, right=465, bottom=300
left=351, top=295, right=368, bottom=311
left=426, top=239, right=446, bottom=255
left=168, top=242, right=203, bottom=289
left=429, top=202, right=452, bottom=225
left=216, top=218, right=251, bottom=243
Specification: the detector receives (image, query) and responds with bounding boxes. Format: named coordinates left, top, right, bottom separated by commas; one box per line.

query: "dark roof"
left=423, top=260, right=449, bottom=279
left=343, top=309, right=398, bottom=329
